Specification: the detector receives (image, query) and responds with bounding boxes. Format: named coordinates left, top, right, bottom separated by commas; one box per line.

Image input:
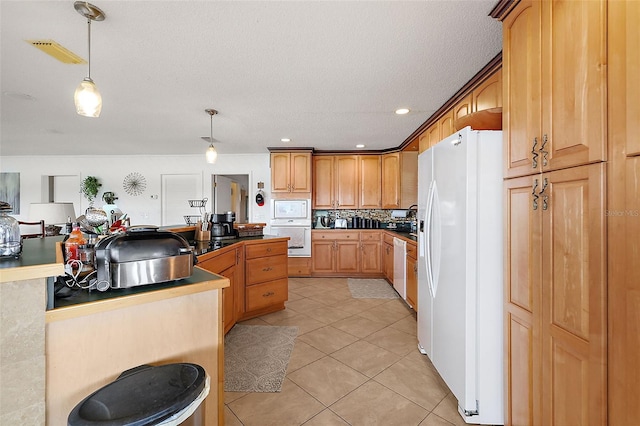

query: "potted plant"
left=81, top=176, right=101, bottom=205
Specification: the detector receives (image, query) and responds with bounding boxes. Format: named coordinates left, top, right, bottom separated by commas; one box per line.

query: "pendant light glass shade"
left=205, top=109, right=218, bottom=164
left=74, top=2, right=105, bottom=118
left=74, top=77, right=102, bottom=117
left=206, top=145, right=218, bottom=163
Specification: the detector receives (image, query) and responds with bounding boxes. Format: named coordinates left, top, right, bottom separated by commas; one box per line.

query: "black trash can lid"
left=68, top=363, right=207, bottom=426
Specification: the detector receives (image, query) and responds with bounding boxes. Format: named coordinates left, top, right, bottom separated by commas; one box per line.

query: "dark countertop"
left=191, top=234, right=285, bottom=256
left=52, top=267, right=225, bottom=311
left=0, top=235, right=65, bottom=283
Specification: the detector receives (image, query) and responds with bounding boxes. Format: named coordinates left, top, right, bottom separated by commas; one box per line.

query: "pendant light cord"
left=87, top=17, right=92, bottom=79
left=210, top=113, right=214, bottom=146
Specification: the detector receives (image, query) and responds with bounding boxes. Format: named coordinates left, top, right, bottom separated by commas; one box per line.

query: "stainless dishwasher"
left=393, top=237, right=407, bottom=301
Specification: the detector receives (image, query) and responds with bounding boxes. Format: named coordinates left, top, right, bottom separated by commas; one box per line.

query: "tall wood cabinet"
left=270, top=151, right=312, bottom=194
left=499, top=0, right=608, bottom=424
left=607, top=1, right=640, bottom=424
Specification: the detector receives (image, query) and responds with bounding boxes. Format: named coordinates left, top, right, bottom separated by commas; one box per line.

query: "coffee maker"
left=209, top=211, right=237, bottom=240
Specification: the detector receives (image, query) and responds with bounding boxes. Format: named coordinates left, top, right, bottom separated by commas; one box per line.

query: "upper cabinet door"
left=270, top=152, right=291, bottom=192
left=290, top=152, right=312, bottom=193
left=381, top=153, right=400, bottom=209
left=541, top=0, right=607, bottom=171
left=334, top=155, right=359, bottom=209
left=271, top=152, right=312, bottom=193
left=503, top=0, right=543, bottom=179
left=313, top=156, right=335, bottom=209
left=359, top=155, right=381, bottom=209
left=473, top=69, right=502, bottom=112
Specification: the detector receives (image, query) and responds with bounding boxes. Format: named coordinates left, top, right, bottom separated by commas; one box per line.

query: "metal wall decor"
left=122, top=172, right=146, bottom=196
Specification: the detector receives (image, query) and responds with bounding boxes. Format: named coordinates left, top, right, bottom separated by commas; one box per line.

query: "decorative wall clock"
left=122, top=172, right=146, bottom=196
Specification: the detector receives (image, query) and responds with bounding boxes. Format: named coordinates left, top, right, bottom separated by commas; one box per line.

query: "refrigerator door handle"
left=425, top=181, right=435, bottom=298
left=429, top=182, right=441, bottom=298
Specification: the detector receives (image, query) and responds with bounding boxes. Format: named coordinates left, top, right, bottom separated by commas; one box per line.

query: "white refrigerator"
left=417, top=126, right=503, bottom=425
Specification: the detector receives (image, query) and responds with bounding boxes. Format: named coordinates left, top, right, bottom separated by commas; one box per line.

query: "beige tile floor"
left=224, top=277, right=470, bottom=426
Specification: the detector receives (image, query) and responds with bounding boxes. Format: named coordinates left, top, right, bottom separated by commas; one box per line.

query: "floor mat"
left=347, top=278, right=399, bottom=299
left=224, top=324, right=298, bottom=392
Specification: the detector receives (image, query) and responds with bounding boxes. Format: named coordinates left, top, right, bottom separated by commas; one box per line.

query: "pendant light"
left=205, top=109, right=218, bottom=164
left=73, top=1, right=105, bottom=118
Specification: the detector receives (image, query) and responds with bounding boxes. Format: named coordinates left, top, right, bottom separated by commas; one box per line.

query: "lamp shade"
left=206, top=145, right=218, bottom=164
left=74, top=77, right=102, bottom=117
left=29, top=203, right=76, bottom=225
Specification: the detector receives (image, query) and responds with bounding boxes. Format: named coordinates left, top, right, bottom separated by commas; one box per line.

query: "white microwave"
left=270, top=199, right=311, bottom=221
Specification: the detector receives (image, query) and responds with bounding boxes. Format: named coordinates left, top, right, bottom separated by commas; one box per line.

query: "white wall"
left=0, top=153, right=272, bottom=226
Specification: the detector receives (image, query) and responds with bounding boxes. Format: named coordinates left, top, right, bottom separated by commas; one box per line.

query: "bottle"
left=64, top=224, right=87, bottom=264
left=65, top=216, right=72, bottom=234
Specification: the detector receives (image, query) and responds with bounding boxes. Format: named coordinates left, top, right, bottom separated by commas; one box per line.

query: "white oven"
left=270, top=199, right=312, bottom=257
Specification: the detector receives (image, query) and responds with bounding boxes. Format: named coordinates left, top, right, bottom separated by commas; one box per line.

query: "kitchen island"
left=0, top=236, right=229, bottom=426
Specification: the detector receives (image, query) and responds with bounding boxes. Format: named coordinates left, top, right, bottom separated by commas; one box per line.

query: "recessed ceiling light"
left=356, top=144, right=365, bottom=148
left=281, top=138, right=291, bottom=142
left=395, top=108, right=410, bottom=115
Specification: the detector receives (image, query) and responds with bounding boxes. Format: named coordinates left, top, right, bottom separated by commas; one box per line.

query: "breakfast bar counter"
left=0, top=236, right=229, bottom=426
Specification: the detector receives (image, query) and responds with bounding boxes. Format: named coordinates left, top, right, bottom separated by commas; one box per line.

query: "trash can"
left=68, top=363, right=210, bottom=426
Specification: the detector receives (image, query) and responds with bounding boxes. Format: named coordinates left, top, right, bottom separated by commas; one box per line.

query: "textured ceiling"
left=0, top=1, right=502, bottom=157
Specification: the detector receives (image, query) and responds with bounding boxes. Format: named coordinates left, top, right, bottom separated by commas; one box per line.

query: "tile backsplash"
left=312, top=209, right=416, bottom=228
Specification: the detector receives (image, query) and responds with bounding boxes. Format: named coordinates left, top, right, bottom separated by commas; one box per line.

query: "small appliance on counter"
left=94, top=226, right=195, bottom=291
left=209, top=211, right=237, bottom=240
left=334, top=217, right=348, bottom=229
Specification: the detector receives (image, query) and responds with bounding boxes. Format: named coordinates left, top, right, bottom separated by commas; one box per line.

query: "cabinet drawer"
left=360, top=231, right=381, bottom=241
left=246, top=254, right=288, bottom=285
left=246, top=279, right=288, bottom=312
left=245, top=241, right=287, bottom=259
left=407, top=242, right=417, bottom=260
left=312, top=231, right=359, bottom=240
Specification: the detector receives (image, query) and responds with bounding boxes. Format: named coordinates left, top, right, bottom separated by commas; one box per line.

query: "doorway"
left=212, top=174, right=248, bottom=223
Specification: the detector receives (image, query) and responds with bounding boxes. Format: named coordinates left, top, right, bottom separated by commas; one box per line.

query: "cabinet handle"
left=266, top=247, right=272, bottom=252
left=531, top=137, right=539, bottom=169
left=541, top=134, right=549, bottom=167
left=263, top=291, right=275, bottom=297
left=539, top=177, right=549, bottom=210
left=262, top=266, right=273, bottom=272
left=532, top=178, right=539, bottom=211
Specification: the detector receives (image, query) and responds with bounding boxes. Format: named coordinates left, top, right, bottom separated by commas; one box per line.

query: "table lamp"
left=29, top=203, right=77, bottom=236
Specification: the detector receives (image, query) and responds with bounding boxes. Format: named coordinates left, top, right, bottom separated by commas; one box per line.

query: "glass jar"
left=0, top=208, right=22, bottom=258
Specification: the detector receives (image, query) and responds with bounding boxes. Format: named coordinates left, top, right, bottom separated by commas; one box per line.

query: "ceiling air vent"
left=26, top=39, right=86, bottom=64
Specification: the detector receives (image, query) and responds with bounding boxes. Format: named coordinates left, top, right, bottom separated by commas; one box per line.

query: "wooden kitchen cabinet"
left=382, top=153, right=401, bottom=208
left=453, top=94, right=472, bottom=122
left=381, top=152, right=418, bottom=209
left=472, top=69, right=502, bottom=112
left=359, top=231, right=382, bottom=275
left=312, top=156, right=335, bottom=209
left=242, top=240, right=289, bottom=320
left=503, top=0, right=606, bottom=179
left=313, top=155, right=380, bottom=209
left=312, top=230, right=382, bottom=276
left=503, top=164, right=606, bottom=425
left=197, top=246, right=244, bottom=335
left=405, top=241, right=417, bottom=311
left=359, top=155, right=381, bottom=208
left=271, top=151, right=312, bottom=194
left=608, top=2, right=640, bottom=423
left=335, top=155, right=359, bottom=209
left=438, top=110, right=455, bottom=141
left=382, top=240, right=393, bottom=283
left=313, top=155, right=358, bottom=209
left=500, top=1, right=609, bottom=423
